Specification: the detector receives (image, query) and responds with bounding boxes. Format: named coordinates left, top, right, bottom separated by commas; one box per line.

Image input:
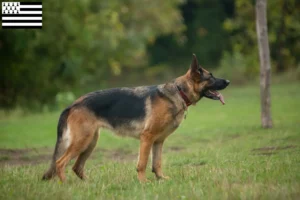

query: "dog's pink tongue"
left=219, top=93, right=225, bottom=105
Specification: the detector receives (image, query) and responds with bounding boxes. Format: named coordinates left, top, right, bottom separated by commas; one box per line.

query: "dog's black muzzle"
left=202, top=78, right=230, bottom=103
left=212, top=78, right=230, bottom=90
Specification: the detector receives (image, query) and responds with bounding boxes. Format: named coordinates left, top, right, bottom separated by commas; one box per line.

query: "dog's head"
left=183, top=54, right=230, bottom=104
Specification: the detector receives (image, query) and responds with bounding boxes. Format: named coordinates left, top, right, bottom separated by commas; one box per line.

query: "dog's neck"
left=176, top=85, right=192, bottom=107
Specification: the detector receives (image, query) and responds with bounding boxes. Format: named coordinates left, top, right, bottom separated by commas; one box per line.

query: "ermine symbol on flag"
left=2, top=2, right=42, bottom=29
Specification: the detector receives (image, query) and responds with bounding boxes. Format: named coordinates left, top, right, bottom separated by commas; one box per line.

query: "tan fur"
left=136, top=95, right=185, bottom=182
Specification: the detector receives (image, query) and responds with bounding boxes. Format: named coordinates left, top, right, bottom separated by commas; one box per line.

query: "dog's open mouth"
left=204, top=90, right=225, bottom=105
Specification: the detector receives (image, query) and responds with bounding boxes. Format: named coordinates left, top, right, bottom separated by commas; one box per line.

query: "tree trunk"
left=256, top=0, right=273, bottom=128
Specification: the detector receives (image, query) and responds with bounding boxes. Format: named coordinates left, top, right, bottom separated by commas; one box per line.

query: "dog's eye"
left=209, top=73, right=215, bottom=80
left=209, top=74, right=215, bottom=82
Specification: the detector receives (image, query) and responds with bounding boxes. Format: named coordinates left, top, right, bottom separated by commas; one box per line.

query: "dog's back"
left=78, top=86, right=157, bottom=128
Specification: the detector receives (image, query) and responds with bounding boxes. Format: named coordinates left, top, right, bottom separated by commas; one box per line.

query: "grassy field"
left=0, top=83, right=299, bottom=200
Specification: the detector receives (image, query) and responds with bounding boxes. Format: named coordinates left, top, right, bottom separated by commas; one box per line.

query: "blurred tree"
left=223, top=0, right=300, bottom=73
left=0, top=0, right=185, bottom=109
left=148, top=0, right=234, bottom=67
left=256, top=0, right=273, bottom=128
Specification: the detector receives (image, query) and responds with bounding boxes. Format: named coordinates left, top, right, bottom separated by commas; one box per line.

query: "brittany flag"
left=2, top=2, right=42, bottom=29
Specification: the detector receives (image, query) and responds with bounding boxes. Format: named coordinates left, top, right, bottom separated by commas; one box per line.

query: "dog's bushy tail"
left=42, top=107, right=71, bottom=180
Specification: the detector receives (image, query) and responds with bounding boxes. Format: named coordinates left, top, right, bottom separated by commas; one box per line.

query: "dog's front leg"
left=152, top=140, right=169, bottom=180
left=136, top=134, right=154, bottom=182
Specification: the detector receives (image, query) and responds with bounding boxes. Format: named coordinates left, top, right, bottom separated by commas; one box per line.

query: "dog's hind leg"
left=42, top=108, right=71, bottom=181
left=72, top=130, right=99, bottom=180
left=55, top=146, right=76, bottom=182
left=56, top=129, right=96, bottom=182
left=42, top=137, right=69, bottom=180
left=56, top=131, right=97, bottom=182
left=56, top=109, right=99, bottom=182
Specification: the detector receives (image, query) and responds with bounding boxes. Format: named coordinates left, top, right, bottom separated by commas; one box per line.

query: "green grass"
left=0, top=83, right=300, bottom=199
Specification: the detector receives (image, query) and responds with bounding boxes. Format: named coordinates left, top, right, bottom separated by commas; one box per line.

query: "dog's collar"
left=176, top=85, right=192, bottom=107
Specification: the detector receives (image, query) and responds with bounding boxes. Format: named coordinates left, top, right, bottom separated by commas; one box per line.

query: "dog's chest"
left=169, top=108, right=186, bottom=130
left=154, top=105, right=186, bottom=138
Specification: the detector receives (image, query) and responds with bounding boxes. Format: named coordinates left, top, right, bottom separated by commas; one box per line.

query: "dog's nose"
left=225, top=80, right=230, bottom=85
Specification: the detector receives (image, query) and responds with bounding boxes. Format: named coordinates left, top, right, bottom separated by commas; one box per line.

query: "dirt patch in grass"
left=167, top=146, right=186, bottom=152
left=0, top=147, right=52, bottom=166
left=220, top=134, right=241, bottom=143
left=0, top=147, right=138, bottom=167
left=252, top=145, right=297, bottom=152
left=0, top=145, right=187, bottom=166
left=251, top=145, right=297, bottom=156
left=95, top=148, right=137, bottom=162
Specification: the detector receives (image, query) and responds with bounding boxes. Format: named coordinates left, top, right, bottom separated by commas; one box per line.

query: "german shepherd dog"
left=42, top=54, right=230, bottom=182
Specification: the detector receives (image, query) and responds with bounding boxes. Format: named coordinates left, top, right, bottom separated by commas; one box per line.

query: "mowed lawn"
left=0, top=83, right=299, bottom=200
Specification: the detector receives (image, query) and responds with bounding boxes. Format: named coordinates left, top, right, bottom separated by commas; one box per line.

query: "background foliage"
left=1, top=0, right=299, bottom=110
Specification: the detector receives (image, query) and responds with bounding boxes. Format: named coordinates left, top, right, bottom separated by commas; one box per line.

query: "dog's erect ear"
left=190, top=54, right=202, bottom=80
left=190, top=54, right=199, bottom=72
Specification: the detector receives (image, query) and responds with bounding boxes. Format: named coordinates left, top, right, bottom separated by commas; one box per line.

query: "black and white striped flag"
left=2, top=2, right=42, bottom=29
